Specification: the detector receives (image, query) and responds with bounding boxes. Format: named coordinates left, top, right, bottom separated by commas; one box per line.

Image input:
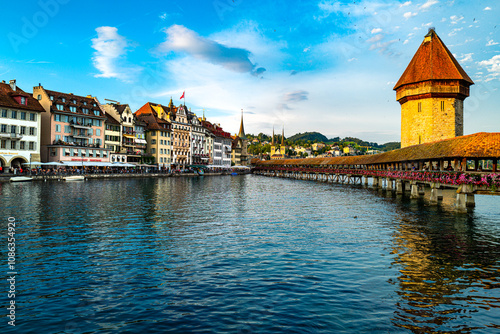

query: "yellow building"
left=270, top=127, right=286, bottom=160
left=311, top=142, right=326, bottom=151
left=394, top=28, right=474, bottom=148
left=135, top=102, right=173, bottom=169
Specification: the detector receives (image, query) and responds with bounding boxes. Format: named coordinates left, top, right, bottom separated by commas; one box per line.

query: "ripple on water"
left=2, top=175, right=500, bottom=333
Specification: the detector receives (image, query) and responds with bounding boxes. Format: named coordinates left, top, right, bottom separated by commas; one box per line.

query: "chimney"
left=9, top=79, right=16, bottom=91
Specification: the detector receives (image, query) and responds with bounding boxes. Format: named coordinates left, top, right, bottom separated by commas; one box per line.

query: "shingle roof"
left=394, top=29, right=474, bottom=91
left=44, top=89, right=106, bottom=119
left=134, top=102, right=171, bottom=131
left=105, top=112, right=120, bottom=125
left=0, top=82, right=45, bottom=112
left=258, top=132, right=500, bottom=166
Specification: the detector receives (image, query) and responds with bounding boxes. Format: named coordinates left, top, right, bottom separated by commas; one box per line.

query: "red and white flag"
left=180, top=91, right=185, bottom=100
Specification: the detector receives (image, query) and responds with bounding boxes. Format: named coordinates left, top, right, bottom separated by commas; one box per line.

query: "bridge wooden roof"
left=257, top=132, right=500, bottom=166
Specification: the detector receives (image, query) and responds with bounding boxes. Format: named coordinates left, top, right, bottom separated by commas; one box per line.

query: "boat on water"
left=10, top=176, right=33, bottom=182
left=197, top=169, right=205, bottom=176
left=64, top=175, right=85, bottom=181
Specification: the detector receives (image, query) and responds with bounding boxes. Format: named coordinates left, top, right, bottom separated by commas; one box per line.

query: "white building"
left=0, top=80, right=45, bottom=171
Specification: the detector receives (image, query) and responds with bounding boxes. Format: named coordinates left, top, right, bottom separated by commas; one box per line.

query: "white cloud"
left=448, top=27, right=463, bottom=36
left=91, top=26, right=140, bottom=81
left=403, top=39, right=410, bottom=44
left=159, top=13, right=167, bottom=20
left=400, top=1, right=412, bottom=7
left=478, top=55, right=500, bottom=81
left=420, top=0, right=439, bottom=10
left=484, top=7, right=492, bottom=10
left=450, top=15, right=464, bottom=24
left=371, top=28, right=383, bottom=34
left=367, top=34, right=384, bottom=43
left=404, top=12, right=417, bottom=19
left=158, top=24, right=265, bottom=76
left=486, top=39, right=499, bottom=46
left=459, top=53, right=473, bottom=63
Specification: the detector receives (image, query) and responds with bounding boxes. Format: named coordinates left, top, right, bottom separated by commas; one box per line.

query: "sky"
left=0, top=0, right=499, bottom=144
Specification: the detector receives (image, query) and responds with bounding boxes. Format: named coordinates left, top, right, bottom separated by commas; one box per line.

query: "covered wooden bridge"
left=253, top=133, right=500, bottom=209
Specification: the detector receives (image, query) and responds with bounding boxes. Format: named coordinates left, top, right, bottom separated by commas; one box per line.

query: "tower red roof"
left=394, top=29, right=474, bottom=91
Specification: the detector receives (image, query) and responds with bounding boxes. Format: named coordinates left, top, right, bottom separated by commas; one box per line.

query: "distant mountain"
left=287, top=132, right=329, bottom=143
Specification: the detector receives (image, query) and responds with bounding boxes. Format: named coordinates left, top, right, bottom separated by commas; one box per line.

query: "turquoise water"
left=1, top=175, right=500, bottom=333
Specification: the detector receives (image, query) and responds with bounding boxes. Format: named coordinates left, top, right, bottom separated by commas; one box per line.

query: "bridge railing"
left=254, top=166, right=500, bottom=189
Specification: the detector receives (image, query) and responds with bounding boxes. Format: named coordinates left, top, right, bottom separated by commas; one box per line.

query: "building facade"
left=104, top=112, right=123, bottom=163
left=201, top=119, right=232, bottom=167
left=135, top=102, right=173, bottom=169
left=188, top=110, right=209, bottom=165
left=394, top=28, right=474, bottom=148
left=33, top=85, right=110, bottom=163
left=170, top=104, right=191, bottom=168
left=270, top=128, right=287, bottom=160
left=102, top=102, right=147, bottom=163
left=0, top=80, right=45, bottom=170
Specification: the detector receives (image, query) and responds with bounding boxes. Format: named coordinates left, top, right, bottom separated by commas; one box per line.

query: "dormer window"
left=93, top=110, right=100, bottom=116
left=82, top=108, right=89, bottom=114
left=83, top=101, right=87, bottom=106
left=56, top=104, right=64, bottom=111
left=73, top=100, right=76, bottom=104
left=20, top=96, right=27, bottom=105
left=70, top=106, right=77, bottom=112
left=61, top=97, right=66, bottom=102
left=93, top=103, right=96, bottom=107
left=50, top=95, right=54, bottom=100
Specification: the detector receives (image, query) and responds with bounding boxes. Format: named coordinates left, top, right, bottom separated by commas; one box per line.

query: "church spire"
left=281, top=126, right=284, bottom=146
left=238, top=109, right=247, bottom=140
left=168, top=97, right=175, bottom=109
left=272, top=127, right=275, bottom=145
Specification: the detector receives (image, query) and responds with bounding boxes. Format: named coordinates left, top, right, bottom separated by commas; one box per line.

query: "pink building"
left=33, top=85, right=110, bottom=163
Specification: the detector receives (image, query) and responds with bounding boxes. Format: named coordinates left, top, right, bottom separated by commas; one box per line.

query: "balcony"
left=72, top=133, right=91, bottom=139
left=51, top=139, right=101, bottom=148
left=70, top=120, right=92, bottom=129
left=0, top=132, right=23, bottom=140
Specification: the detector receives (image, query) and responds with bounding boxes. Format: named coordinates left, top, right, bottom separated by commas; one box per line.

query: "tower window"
left=418, top=102, right=422, bottom=113
left=441, top=101, right=445, bottom=112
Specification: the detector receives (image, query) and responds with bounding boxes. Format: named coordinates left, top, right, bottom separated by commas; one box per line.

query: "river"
left=1, top=175, right=500, bottom=333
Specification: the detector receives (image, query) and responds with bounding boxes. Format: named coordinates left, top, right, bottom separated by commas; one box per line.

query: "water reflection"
left=386, top=193, right=500, bottom=333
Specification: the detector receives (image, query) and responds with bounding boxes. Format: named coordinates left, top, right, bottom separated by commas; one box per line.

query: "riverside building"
left=0, top=80, right=45, bottom=169
left=135, top=102, right=173, bottom=169
left=34, top=85, right=110, bottom=163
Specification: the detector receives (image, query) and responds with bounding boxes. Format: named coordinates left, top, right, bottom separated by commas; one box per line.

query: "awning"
left=135, top=138, right=147, bottom=144
left=123, top=134, right=136, bottom=139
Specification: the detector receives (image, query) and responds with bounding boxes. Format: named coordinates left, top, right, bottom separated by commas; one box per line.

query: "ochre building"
left=394, top=28, right=474, bottom=148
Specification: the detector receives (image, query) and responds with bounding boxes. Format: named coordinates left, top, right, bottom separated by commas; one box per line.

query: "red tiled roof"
left=394, top=29, right=474, bottom=90
left=134, top=102, right=171, bottom=131
left=0, top=82, right=44, bottom=112
left=44, top=89, right=106, bottom=119
left=201, top=119, right=232, bottom=139
left=258, top=132, right=500, bottom=166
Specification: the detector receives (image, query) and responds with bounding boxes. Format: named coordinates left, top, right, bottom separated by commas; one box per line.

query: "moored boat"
left=10, top=176, right=33, bottom=182
left=64, top=175, right=85, bottom=181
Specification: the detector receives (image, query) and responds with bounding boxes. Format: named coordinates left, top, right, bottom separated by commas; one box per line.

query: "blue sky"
left=1, top=0, right=499, bottom=143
